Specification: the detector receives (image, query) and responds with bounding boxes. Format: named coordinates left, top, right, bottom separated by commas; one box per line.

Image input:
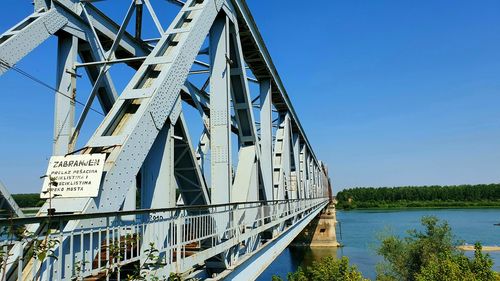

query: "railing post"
left=17, top=243, right=23, bottom=281
left=176, top=215, right=182, bottom=273
left=105, top=216, right=110, bottom=279
left=232, top=204, right=237, bottom=238
left=58, top=220, right=63, bottom=279
left=261, top=205, right=265, bottom=227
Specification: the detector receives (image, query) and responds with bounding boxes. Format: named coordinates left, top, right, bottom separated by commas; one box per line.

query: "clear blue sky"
left=1, top=0, right=500, bottom=194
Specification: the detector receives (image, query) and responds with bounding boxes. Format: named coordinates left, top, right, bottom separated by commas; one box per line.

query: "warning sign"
left=41, top=154, right=106, bottom=198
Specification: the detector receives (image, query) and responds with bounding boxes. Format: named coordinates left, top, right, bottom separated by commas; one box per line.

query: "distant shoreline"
left=338, top=204, right=500, bottom=211
left=336, top=184, right=500, bottom=211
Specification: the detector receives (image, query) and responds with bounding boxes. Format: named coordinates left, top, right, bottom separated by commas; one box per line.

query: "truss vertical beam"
left=308, top=164, right=312, bottom=198
left=53, top=35, right=78, bottom=155
left=306, top=154, right=312, bottom=198
left=141, top=122, right=176, bottom=209
left=273, top=113, right=291, bottom=201
left=140, top=120, right=175, bottom=251
left=259, top=79, right=273, bottom=201
left=227, top=20, right=259, bottom=147
left=228, top=16, right=261, bottom=210
left=292, top=133, right=301, bottom=200
left=313, top=161, right=318, bottom=198
left=210, top=15, right=232, bottom=206
left=299, top=144, right=307, bottom=199
left=135, top=0, right=143, bottom=39
left=184, top=82, right=211, bottom=172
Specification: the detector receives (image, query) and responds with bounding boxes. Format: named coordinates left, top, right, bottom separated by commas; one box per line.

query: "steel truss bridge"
left=0, top=0, right=331, bottom=280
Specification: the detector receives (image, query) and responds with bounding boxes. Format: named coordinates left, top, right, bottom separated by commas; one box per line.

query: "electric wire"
left=0, top=59, right=105, bottom=116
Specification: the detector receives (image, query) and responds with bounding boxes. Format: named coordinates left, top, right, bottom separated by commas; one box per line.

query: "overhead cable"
left=0, top=59, right=105, bottom=116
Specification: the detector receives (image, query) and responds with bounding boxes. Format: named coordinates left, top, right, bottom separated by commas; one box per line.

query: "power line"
left=0, top=59, right=105, bottom=116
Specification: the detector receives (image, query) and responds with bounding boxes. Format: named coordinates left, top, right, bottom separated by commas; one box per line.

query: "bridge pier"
left=292, top=203, right=340, bottom=247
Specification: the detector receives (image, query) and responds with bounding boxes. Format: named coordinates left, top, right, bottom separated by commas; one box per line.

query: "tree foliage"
left=376, top=216, right=500, bottom=281
left=273, top=256, right=368, bottom=281
left=336, top=184, right=500, bottom=209
left=12, top=193, right=44, bottom=208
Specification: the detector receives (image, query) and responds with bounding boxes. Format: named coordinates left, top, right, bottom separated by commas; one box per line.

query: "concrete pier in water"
left=292, top=203, right=340, bottom=247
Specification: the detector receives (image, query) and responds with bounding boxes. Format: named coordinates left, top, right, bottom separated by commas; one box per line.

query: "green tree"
left=12, top=193, right=44, bottom=208
left=376, top=216, right=499, bottom=281
left=273, top=256, right=368, bottom=281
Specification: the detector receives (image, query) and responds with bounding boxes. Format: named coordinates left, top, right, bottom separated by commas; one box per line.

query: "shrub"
left=273, top=256, right=368, bottom=281
left=376, top=216, right=500, bottom=281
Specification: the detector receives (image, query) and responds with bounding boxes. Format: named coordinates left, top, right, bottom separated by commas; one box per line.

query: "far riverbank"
left=336, top=184, right=500, bottom=210
left=338, top=201, right=500, bottom=210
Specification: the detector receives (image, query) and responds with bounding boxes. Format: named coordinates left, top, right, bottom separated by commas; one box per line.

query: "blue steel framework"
left=0, top=0, right=331, bottom=280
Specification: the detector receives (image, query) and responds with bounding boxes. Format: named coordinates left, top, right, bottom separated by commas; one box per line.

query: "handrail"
left=0, top=198, right=329, bottom=280
left=0, top=197, right=329, bottom=226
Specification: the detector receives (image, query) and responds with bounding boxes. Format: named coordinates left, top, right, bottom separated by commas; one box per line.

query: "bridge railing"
left=0, top=197, right=328, bottom=280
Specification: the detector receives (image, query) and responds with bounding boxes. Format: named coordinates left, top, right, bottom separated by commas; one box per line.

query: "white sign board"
left=41, top=154, right=106, bottom=198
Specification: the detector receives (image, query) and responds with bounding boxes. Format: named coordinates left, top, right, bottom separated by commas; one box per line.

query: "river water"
left=258, top=208, right=500, bottom=280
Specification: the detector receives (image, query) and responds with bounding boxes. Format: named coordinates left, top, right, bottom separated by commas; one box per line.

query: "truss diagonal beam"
left=143, top=0, right=165, bottom=35
left=174, top=113, right=210, bottom=206
left=0, top=181, right=24, bottom=218
left=0, top=9, right=68, bottom=76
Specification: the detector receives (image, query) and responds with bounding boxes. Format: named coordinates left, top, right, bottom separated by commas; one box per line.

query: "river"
left=258, top=208, right=500, bottom=280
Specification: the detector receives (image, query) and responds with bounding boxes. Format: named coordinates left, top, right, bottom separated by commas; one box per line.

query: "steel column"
left=53, top=34, right=78, bottom=155
left=209, top=15, right=232, bottom=206
left=259, top=79, right=273, bottom=201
